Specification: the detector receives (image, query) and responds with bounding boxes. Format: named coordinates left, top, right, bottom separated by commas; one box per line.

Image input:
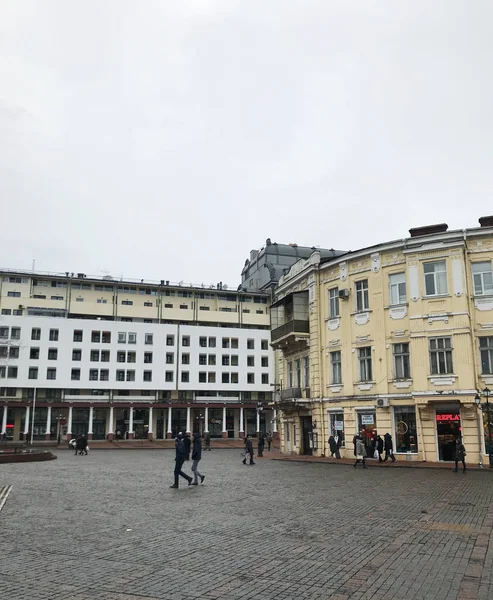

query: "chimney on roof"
left=479, top=216, right=493, bottom=228
left=409, top=223, right=448, bottom=238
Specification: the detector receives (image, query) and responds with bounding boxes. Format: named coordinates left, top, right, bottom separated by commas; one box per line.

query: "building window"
left=358, top=347, right=372, bottom=381
left=30, top=347, right=40, bottom=360
left=199, top=372, right=206, bottom=383
left=166, top=335, right=174, bottom=346
left=181, top=371, right=189, bottom=383
left=199, top=337, right=207, bottom=348
left=182, top=353, right=190, bottom=365
left=31, top=328, right=41, bottom=341
left=0, top=327, right=8, bottom=338
left=424, top=261, right=448, bottom=296
left=231, top=338, right=238, bottom=349
left=247, top=356, right=255, bottom=367
left=144, top=301, right=153, bottom=307
left=7, top=291, right=21, bottom=297
left=261, top=373, right=269, bottom=384
left=182, top=336, right=190, bottom=347
left=247, top=339, right=255, bottom=350
left=208, top=372, right=216, bottom=384
left=304, top=357, right=310, bottom=387
left=330, top=350, right=342, bottom=384
left=429, top=337, right=453, bottom=375
left=72, top=349, right=81, bottom=361
left=261, top=339, right=269, bottom=350
left=231, top=355, right=238, bottom=367
left=393, top=343, right=410, bottom=379
left=100, top=369, right=109, bottom=381
left=479, top=337, right=493, bottom=374
left=117, top=351, right=126, bottom=363
left=329, top=412, right=345, bottom=446
left=222, top=338, right=230, bottom=349
left=128, top=333, right=137, bottom=344
left=208, top=354, right=216, bottom=366
left=9, top=346, right=19, bottom=359
left=199, top=354, right=207, bottom=366
left=0, top=347, right=6, bottom=359
left=166, top=353, right=174, bottom=364
left=48, top=348, right=58, bottom=361
left=71, top=369, right=80, bottom=381
left=118, top=332, right=126, bottom=344
left=472, top=261, right=493, bottom=296
left=222, top=373, right=230, bottom=384
left=127, top=352, right=136, bottom=363
left=288, top=361, right=293, bottom=388
left=166, top=371, right=174, bottom=382
left=143, top=371, right=152, bottom=382
left=247, top=373, right=255, bottom=384
left=144, top=352, right=153, bottom=364
left=222, top=355, right=230, bottom=366
left=389, top=273, right=406, bottom=305
left=90, top=350, right=99, bottom=362
left=101, top=350, right=110, bottom=362
left=116, top=370, right=125, bottom=382
left=89, top=369, right=99, bottom=381
left=1, top=309, right=11, bottom=315
left=102, top=331, right=111, bottom=343
left=73, top=330, right=83, bottom=342
left=208, top=337, right=216, bottom=348
left=261, top=356, right=269, bottom=368
left=231, top=373, right=239, bottom=384
left=91, top=331, right=101, bottom=343
left=28, top=367, right=38, bottom=380
left=122, top=300, right=133, bottom=306
left=329, top=287, right=339, bottom=318
left=295, top=359, right=301, bottom=387
left=145, top=333, right=153, bottom=345
left=394, top=406, right=418, bottom=453
left=355, top=280, right=369, bottom=312
left=126, top=370, right=135, bottom=382
left=47, top=368, right=56, bottom=380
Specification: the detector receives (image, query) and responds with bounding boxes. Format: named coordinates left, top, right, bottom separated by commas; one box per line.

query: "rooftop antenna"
left=32, top=259, right=35, bottom=272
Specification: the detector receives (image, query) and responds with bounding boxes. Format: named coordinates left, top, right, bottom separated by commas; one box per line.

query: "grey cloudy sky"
left=1, top=1, right=492, bottom=287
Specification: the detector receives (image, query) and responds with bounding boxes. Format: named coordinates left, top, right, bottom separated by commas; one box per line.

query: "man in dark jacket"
left=257, top=433, right=265, bottom=457
left=191, top=433, right=205, bottom=485
left=453, top=438, right=467, bottom=473
left=383, top=432, right=396, bottom=462
left=375, top=435, right=384, bottom=462
left=242, top=435, right=255, bottom=465
left=184, top=433, right=192, bottom=461
left=170, top=434, right=192, bottom=488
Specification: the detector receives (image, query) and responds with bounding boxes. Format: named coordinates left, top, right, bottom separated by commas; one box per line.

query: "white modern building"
left=0, top=270, right=276, bottom=441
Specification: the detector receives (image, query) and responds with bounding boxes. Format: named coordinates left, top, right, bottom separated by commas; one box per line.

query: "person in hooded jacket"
left=383, top=433, right=396, bottom=462
left=170, top=434, right=192, bottom=488
left=191, top=432, right=205, bottom=485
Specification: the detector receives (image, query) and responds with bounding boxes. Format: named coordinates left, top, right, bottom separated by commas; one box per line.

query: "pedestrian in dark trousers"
left=354, top=435, right=367, bottom=468
left=242, top=435, right=255, bottom=465
left=191, top=433, right=205, bottom=485
left=383, top=433, right=396, bottom=462
left=375, top=435, right=384, bottom=462
left=170, top=434, right=192, bottom=488
left=184, top=432, right=192, bottom=461
left=257, top=434, right=265, bottom=457
left=454, top=438, right=467, bottom=473
left=328, top=435, right=341, bottom=458
left=203, top=431, right=211, bottom=451
left=266, top=431, right=273, bottom=451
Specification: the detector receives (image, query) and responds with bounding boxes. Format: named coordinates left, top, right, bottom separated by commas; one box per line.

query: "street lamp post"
left=475, top=387, right=493, bottom=468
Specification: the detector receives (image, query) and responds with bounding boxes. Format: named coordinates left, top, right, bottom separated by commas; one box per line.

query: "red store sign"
left=436, top=413, right=460, bottom=422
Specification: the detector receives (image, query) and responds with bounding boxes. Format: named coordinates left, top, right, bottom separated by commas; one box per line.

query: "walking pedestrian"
left=266, top=431, right=273, bottom=451
left=190, top=433, right=205, bottom=485
left=203, top=431, right=211, bottom=451
left=257, top=433, right=265, bottom=457
left=453, top=438, right=467, bottom=473
left=375, top=435, right=384, bottom=462
left=170, top=433, right=193, bottom=488
left=184, top=432, right=192, bottom=461
left=354, top=434, right=367, bottom=468
left=383, top=432, right=396, bottom=462
left=242, top=435, right=255, bottom=465
left=328, top=434, right=342, bottom=458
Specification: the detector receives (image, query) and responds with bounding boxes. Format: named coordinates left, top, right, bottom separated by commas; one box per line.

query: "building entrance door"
left=300, top=416, right=313, bottom=456
left=436, top=408, right=461, bottom=461
left=357, top=411, right=377, bottom=458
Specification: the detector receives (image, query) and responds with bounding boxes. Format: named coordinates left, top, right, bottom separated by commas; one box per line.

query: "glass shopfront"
left=72, top=408, right=89, bottom=437
left=329, top=412, right=345, bottom=447
left=436, top=408, right=461, bottom=461
left=357, top=411, right=376, bottom=458
left=92, top=408, right=107, bottom=440
left=393, top=406, right=418, bottom=453
left=133, top=408, right=149, bottom=439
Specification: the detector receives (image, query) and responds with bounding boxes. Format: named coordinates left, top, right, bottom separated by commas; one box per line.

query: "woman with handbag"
left=453, top=438, right=467, bottom=473
left=354, top=435, right=367, bottom=468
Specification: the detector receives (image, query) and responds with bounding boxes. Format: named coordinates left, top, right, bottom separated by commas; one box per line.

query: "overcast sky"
left=1, top=1, right=492, bottom=288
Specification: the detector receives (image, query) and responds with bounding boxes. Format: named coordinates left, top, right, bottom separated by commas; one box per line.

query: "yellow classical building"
left=271, top=218, right=493, bottom=466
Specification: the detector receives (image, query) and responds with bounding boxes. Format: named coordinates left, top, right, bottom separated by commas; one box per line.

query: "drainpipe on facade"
left=463, top=229, right=483, bottom=467
left=316, top=264, right=326, bottom=456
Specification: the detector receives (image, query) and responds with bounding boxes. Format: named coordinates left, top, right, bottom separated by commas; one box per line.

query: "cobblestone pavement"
left=0, top=450, right=492, bottom=600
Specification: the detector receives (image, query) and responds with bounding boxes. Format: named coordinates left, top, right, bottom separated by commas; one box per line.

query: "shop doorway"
left=436, top=408, right=461, bottom=461
left=300, top=416, right=313, bottom=456
left=357, top=411, right=377, bottom=458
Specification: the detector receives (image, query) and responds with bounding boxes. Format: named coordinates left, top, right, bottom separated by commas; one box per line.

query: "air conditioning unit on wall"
left=376, top=398, right=390, bottom=408
left=338, top=289, right=350, bottom=300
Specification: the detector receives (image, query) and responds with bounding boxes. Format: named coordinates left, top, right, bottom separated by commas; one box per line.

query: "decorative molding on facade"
left=354, top=311, right=370, bottom=326
left=427, top=314, right=449, bottom=325
left=327, top=318, right=340, bottom=331
left=481, top=376, right=493, bottom=385
left=394, top=380, right=413, bottom=389
left=382, top=259, right=406, bottom=267
left=392, top=329, right=408, bottom=338
left=389, top=306, right=407, bottom=320
left=328, top=339, right=341, bottom=347
left=428, top=375, right=457, bottom=385
left=475, top=297, right=493, bottom=312
left=371, top=253, right=381, bottom=273
left=356, top=335, right=371, bottom=344
left=340, top=262, right=347, bottom=282
left=357, top=383, right=373, bottom=391
left=479, top=322, right=493, bottom=330
left=328, top=385, right=343, bottom=393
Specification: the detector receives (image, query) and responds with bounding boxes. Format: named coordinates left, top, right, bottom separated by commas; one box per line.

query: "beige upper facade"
left=271, top=219, right=493, bottom=464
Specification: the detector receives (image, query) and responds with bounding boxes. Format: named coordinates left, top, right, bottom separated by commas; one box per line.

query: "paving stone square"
left=0, top=449, right=492, bottom=600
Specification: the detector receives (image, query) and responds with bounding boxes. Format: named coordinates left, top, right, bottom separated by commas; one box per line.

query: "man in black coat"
left=383, top=432, right=396, bottom=462
left=191, top=433, right=205, bottom=485
left=170, top=434, right=192, bottom=488
left=242, top=435, right=255, bottom=465
left=184, top=433, right=192, bottom=461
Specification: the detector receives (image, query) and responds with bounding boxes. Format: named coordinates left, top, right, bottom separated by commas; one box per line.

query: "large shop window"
left=329, top=412, right=345, bottom=447
left=393, top=406, right=418, bottom=453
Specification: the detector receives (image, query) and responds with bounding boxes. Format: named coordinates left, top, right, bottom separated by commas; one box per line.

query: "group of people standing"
left=352, top=431, right=397, bottom=467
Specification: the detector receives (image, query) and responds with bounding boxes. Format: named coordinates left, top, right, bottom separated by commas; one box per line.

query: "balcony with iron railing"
left=271, top=319, right=310, bottom=345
